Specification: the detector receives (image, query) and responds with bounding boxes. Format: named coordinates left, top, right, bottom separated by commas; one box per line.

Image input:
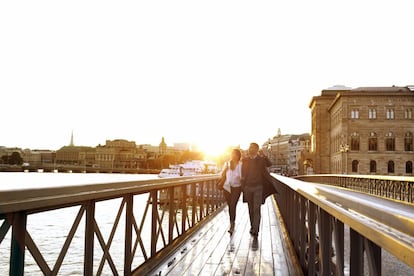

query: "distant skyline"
left=1, top=1, right=413, bottom=155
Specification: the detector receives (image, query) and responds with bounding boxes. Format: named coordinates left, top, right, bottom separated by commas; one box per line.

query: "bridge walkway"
left=148, top=197, right=301, bottom=276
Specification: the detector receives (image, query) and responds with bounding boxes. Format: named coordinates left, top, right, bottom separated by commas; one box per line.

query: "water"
left=0, top=173, right=163, bottom=275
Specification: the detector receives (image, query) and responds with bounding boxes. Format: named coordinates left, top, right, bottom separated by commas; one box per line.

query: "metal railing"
left=296, top=174, right=414, bottom=203
left=0, top=174, right=224, bottom=276
left=272, top=174, right=414, bottom=275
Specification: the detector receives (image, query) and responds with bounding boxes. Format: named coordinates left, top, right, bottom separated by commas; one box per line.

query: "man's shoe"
left=252, top=236, right=259, bottom=250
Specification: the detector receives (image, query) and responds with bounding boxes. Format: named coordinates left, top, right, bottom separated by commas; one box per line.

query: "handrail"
left=296, top=174, right=414, bottom=203
left=0, top=174, right=219, bottom=213
left=272, top=174, right=414, bottom=275
left=0, top=173, right=225, bottom=276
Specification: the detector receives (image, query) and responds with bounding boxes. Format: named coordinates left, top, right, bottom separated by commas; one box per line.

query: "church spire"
left=159, top=136, right=167, bottom=155
left=69, top=130, right=74, bottom=146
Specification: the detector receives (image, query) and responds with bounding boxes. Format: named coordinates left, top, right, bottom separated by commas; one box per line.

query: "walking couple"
left=220, top=142, right=278, bottom=250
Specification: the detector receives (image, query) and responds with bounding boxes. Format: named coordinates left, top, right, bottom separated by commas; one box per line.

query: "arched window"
left=350, top=132, right=360, bottom=151
left=369, top=108, right=377, bottom=119
left=351, top=109, right=359, bottom=119
left=388, top=160, right=395, bottom=173
left=405, top=132, right=413, bottom=151
left=406, top=161, right=413, bottom=174
left=370, top=160, right=376, bottom=173
left=352, top=160, right=359, bottom=173
left=386, top=108, right=395, bottom=119
left=405, top=108, right=413, bottom=119
left=368, top=132, right=377, bottom=151
left=385, top=132, right=395, bottom=151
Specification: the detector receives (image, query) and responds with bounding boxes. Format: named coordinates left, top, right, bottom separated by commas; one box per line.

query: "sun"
left=197, top=142, right=228, bottom=159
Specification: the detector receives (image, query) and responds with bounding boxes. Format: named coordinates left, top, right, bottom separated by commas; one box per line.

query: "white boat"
left=158, top=160, right=219, bottom=178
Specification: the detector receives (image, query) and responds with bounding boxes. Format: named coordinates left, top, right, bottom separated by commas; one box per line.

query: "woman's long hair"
left=230, top=149, right=241, bottom=170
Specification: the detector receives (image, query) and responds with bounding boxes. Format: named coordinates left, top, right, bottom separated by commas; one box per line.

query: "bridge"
left=0, top=173, right=413, bottom=275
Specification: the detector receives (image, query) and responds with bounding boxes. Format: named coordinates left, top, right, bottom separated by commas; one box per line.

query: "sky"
left=1, top=1, right=413, bottom=155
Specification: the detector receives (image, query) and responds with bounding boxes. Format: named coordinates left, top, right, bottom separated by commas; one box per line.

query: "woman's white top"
left=223, top=161, right=242, bottom=193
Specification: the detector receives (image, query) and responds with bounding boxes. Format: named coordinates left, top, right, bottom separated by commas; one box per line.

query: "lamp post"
left=339, top=144, right=349, bottom=174
left=267, top=139, right=272, bottom=162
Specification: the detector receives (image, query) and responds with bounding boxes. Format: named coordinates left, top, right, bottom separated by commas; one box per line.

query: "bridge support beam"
left=124, top=195, right=133, bottom=276
left=151, top=190, right=158, bottom=257
left=350, top=228, right=364, bottom=275
left=84, top=201, right=95, bottom=276
left=10, top=212, right=27, bottom=276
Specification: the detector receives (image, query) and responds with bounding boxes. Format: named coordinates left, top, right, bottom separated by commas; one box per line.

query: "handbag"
left=216, top=174, right=226, bottom=190
left=216, top=163, right=229, bottom=190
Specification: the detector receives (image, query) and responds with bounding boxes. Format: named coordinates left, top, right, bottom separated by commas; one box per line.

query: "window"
left=385, top=132, right=395, bottom=151
left=368, top=132, right=377, bottom=151
left=386, top=108, right=395, bottom=119
left=350, top=132, right=360, bottom=151
left=388, top=160, right=395, bottom=173
left=405, top=108, right=413, bottom=119
left=405, top=132, right=413, bottom=151
left=352, top=160, right=359, bottom=173
left=406, top=161, right=413, bottom=174
left=370, top=160, right=376, bottom=173
left=351, top=109, right=359, bottom=119
left=368, top=108, right=377, bottom=119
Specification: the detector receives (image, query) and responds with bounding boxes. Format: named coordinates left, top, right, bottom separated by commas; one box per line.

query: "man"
left=241, top=142, right=278, bottom=250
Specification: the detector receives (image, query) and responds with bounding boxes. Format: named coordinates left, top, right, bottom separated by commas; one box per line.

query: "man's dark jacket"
left=241, top=155, right=279, bottom=204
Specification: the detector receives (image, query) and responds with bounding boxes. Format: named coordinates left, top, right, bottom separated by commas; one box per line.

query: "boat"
left=158, top=160, right=219, bottom=178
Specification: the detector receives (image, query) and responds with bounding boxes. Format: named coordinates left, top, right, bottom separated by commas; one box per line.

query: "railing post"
left=181, top=185, right=187, bottom=233
left=308, top=201, right=316, bottom=276
left=151, top=190, right=158, bottom=257
left=299, top=195, right=307, bottom=268
left=84, top=201, right=95, bottom=276
left=199, top=182, right=204, bottom=220
left=168, top=187, right=174, bottom=243
left=318, top=208, right=332, bottom=275
left=364, top=238, right=381, bottom=276
left=124, top=194, right=133, bottom=276
left=205, top=181, right=211, bottom=215
left=350, top=228, right=364, bottom=276
left=333, top=219, right=344, bottom=276
left=191, top=183, right=196, bottom=227
left=10, top=212, right=27, bottom=276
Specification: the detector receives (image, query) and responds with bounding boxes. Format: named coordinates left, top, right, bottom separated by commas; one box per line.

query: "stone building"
left=56, top=146, right=95, bottom=166
left=95, top=139, right=138, bottom=169
left=307, top=85, right=414, bottom=175
left=263, top=130, right=310, bottom=175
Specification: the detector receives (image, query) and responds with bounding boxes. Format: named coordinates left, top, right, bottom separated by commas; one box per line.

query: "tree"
left=9, top=152, right=23, bottom=165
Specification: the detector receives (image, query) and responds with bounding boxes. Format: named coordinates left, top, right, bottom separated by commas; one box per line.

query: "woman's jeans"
left=223, top=186, right=242, bottom=223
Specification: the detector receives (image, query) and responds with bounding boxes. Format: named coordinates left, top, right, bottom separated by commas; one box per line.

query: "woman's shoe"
left=228, top=222, right=235, bottom=234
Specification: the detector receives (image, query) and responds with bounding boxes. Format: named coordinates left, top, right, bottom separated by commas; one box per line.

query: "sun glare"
left=198, top=143, right=228, bottom=159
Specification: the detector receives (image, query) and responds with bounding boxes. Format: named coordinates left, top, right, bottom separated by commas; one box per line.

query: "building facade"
left=308, top=85, right=414, bottom=175
left=263, top=130, right=310, bottom=176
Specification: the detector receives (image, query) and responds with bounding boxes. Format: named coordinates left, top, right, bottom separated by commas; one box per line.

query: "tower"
left=69, top=130, right=74, bottom=147
left=159, top=137, right=167, bottom=155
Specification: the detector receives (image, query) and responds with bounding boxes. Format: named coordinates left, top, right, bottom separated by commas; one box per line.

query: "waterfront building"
left=263, top=130, right=310, bottom=175
left=95, top=139, right=138, bottom=169
left=307, top=85, right=414, bottom=175
left=56, top=146, right=95, bottom=166
left=23, top=149, right=55, bottom=167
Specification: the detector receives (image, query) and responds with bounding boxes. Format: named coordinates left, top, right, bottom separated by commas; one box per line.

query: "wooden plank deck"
left=149, top=197, right=302, bottom=276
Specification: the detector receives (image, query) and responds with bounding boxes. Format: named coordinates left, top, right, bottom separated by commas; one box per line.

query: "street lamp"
left=339, top=144, right=349, bottom=174
left=267, top=139, right=272, bottom=161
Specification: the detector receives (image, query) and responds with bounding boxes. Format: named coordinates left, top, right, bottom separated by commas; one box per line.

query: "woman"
left=222, top=148, right=242, bottom=234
